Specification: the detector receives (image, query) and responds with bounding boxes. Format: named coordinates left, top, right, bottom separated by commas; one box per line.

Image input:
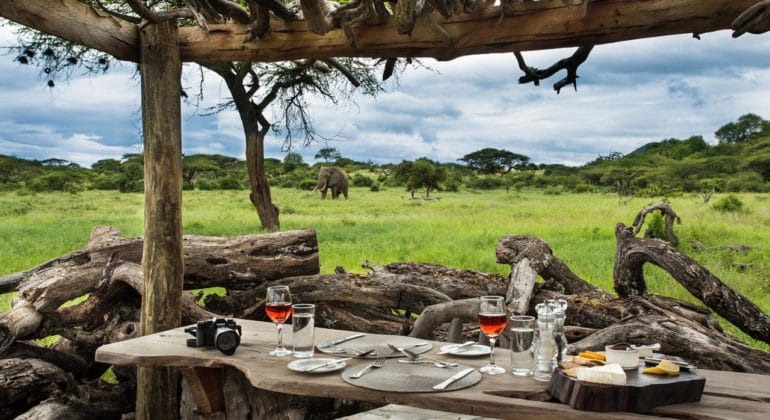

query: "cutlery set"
left=317, top=334, right=476, bottom=389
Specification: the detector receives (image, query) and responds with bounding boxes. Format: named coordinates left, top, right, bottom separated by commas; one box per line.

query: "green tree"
left=315, top=147, right=342, bottom=162
left=282, top=152, right=307, bottom=172
left=458, top=148, right=530, bottom=175
left=715, top=113, right=770, bottom=144
left=91, top=158, right=122, bottom=174
left=393, top=158, right=447, bottom=197
left=182, top=154, right=222, bottom=183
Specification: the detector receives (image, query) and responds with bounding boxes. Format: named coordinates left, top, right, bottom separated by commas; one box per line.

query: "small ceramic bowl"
left=605, top=343, right=640, bottom=369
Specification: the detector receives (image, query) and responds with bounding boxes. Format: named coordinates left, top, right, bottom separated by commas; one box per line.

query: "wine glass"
left=478, top=295, right=507, bottom=375
left=266, top=285, right=293, bottom=356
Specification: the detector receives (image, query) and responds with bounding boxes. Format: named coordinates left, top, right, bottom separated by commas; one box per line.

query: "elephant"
left=315, top=166, right=349, bottom=200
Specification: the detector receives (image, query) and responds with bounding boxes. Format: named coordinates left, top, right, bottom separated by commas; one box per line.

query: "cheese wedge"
left=576, top=363, right=627, bottom=385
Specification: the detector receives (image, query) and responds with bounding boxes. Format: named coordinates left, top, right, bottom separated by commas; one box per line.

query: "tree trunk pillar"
left=137, top=20, right=183, bottom=419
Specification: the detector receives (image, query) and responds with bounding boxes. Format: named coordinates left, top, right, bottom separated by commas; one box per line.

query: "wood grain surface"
left=96, top=319, right=770, bottom=419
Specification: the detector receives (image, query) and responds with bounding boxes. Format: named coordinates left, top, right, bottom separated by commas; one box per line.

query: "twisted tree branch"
left=514, top=45, right=594, bottom=93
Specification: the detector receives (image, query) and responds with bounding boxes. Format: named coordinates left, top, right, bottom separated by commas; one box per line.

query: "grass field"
left=1, top=188, right=768, bottom=350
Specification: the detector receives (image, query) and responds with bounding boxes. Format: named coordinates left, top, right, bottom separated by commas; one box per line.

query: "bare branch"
left=732, top=0, right=770, bottom=37
left=321, top=58, right=361, bottom=87
left=514, top=45, right=594, bottom=93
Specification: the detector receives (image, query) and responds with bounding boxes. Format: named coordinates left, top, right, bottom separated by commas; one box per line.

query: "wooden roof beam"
left=0, top=0, right=762, bottom=64
left=178, top=0, right=759, bottom=63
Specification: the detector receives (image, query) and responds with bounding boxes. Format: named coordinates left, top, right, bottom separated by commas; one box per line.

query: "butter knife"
left=319, top=333, right=365, bottom=348
left=304, top=358, right=352, bottom=372
left=432, top=368, right=475, bottom=390
left=437, top=341, right=475, bottom=355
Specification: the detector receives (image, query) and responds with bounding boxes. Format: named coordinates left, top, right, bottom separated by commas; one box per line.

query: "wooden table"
left=95, top=319, right=770, bottom=419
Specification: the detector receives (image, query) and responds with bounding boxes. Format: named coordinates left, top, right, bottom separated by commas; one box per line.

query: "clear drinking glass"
left=510, top=315, right=535, bottom=376
left=265, top=285, right=293, bottom=356
left=478, top=295, right=507, bottom=375
left=291, top=303, right=315, bottom=358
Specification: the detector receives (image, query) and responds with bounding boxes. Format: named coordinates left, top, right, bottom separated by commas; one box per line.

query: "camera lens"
left=215, top=329, right=240, bottom=355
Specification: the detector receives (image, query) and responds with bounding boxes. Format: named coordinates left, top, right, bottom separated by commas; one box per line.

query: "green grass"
left=1, top=188, right=768, bottom=350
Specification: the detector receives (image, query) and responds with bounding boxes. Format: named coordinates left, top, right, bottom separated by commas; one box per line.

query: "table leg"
left=180, top=367, right=225, bottom=414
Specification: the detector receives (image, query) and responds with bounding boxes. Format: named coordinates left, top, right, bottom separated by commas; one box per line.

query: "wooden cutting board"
left=546, top=366, right=706, bottom=413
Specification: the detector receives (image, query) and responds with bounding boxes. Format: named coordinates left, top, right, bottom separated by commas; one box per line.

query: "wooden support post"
left=136, top=20, right=184, bottom=420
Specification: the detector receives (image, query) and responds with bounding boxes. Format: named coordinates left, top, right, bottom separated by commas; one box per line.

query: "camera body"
left=185, top=318, right=242, bottom=355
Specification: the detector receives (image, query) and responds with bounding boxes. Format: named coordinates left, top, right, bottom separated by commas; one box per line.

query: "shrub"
left=218, top=177, right=242, bottom=190
left=573, top=184, right=597, bottom=193
left=92, top=175, right=121, bottom=190
left=352, top=174, right=374, bottom=187
left=712, top=194, right=745, bottom=213
left=195, top=179, right=217, bottom=191
left=646, top=212, right=666, bottom=239
left=370, top=184, right=380, bottom=192
left=470, top=176, right=502, bottom=190
left=297, top=179, right=316, bottom=190
left=724, top=172, right=767, bottom=192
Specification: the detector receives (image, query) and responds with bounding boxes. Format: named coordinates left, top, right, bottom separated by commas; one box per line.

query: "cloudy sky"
left=2, top=21, right=770, bottom=168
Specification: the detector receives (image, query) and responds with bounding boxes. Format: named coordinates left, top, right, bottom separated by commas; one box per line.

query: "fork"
left=350, top=347, right=387, bottom=379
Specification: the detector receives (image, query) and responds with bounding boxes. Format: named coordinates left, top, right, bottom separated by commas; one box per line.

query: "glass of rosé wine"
left=478, top=295, right=507, bottom=375
left=266, top=285, right=293, bottom=356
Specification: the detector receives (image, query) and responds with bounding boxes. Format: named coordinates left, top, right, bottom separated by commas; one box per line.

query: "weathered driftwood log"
left=496, top=235, right=605, bottom=297
left=614, top=222, right=770, bottom=344
left=0, top=357, right=134, bottom=420
left=0, top=226, right=319, bottom=300
left=632, top=202, right=681, bottom=246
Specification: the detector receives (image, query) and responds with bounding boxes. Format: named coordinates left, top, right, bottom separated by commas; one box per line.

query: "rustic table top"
left=95, top=319, right=770, bottom=419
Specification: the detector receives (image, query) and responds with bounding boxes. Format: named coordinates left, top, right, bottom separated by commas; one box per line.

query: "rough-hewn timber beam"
left=178, top=0, right=759, bottom=63
left=0, top=0, right=138, bottom=61
left=0, top=0, right=761, bottom=64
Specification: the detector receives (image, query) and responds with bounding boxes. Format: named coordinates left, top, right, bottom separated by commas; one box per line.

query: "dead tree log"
left=614, top=222, right=770, bottom=344
left=0, top=357, right=134, bottom=420
left=632, top=202, right=681, bottom=246
left=0, top=226, right=319, bottom=309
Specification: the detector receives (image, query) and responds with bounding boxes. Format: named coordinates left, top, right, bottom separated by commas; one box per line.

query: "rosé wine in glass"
left=266, top=286, right=293, bottom=356
left=479, top=296, right=507, bottom=375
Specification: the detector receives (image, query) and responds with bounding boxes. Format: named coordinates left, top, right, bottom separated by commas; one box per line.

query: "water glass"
left=292, top=303, right=315, bottom=358
left=509, top=315, right=535, bottom=376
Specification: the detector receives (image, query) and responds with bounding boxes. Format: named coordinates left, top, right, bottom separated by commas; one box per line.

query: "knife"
left=437, top=341, right=476, bottom=355
left=318, top=333, right=365, bottom=348
left=432, top=368, right=475, bottom=390
left=304, top=357, right=352, bottom=372
left=643, top=357, right=696, bottom=370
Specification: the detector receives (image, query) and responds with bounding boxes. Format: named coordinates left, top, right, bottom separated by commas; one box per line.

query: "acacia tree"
left=459, top=148, right=530, bottom=175
left=394, top=157, right=447, bottom=197
left=315, top=147, right=342, bottom=162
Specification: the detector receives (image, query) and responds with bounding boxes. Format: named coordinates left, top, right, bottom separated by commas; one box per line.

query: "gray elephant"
left=315, top=166, right=349, bottom=199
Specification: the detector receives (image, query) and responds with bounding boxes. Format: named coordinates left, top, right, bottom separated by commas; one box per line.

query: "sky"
left=2, top=21, right=770, bottom=168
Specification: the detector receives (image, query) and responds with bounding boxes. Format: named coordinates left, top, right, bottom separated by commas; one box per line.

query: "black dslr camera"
left=185, top=318, right=242, bottom=355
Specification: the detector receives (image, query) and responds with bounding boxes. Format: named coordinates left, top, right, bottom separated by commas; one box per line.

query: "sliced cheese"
left=576, top=363, right=627, bottom=385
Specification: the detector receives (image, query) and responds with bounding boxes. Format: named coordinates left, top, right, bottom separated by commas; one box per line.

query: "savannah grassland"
left=1, top=188, right=769, bottom=350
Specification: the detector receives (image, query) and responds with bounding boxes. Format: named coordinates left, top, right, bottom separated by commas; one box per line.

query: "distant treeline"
left=2, top=114, right=769, bottom=197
